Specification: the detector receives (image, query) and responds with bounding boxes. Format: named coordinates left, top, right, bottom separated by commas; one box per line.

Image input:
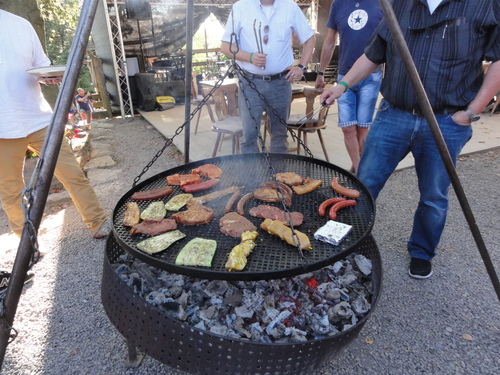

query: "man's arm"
left=321, top=54, right=379, bottom=105
left=315, top=29, right=338, bottom=89
left=298, top=35, right=316, bottom=68
left=221, top=41, right=267, bottom=68
left=452, top=60, right=500, bottom=124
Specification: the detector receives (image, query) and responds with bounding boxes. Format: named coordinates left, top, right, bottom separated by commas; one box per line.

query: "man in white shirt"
left=0, top=10, right=110, bottom=248
left=221, top=0, right=316, bottom=153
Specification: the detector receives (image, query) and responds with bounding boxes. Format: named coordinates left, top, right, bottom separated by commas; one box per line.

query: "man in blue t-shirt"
left=75, top=87, right=93, bottom=125
left=316, top=0, right=383, bottom=174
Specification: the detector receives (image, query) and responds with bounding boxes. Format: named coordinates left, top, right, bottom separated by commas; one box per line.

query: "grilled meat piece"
left=219, top=212, right=257, bottom=238
left=131, top=186, right=173, bottom=200
left=166, top=173, right=202, bottom=186
left=253, top=181, right=292, bottom=206
left=130, top=218, right=178, bottom=236
left=172, top=200, right=214, bottom=226
left=122, top=202, right=140, bottom=227
left=249, top=205, right=304, bottom=226
left=292, top=178, right=323, bottom=195
left=191, top=164, right=223, bottom=179
left=192, top=186, right=241, bottom=204
left=275, top=172, right=304, bottom=186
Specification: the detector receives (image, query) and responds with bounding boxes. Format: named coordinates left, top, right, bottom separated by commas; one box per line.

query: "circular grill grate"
left=112, top=153, right=375, bottom=280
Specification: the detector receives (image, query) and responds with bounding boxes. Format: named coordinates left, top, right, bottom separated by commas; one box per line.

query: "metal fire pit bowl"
left=102, top=233, right=382, bottom=375
left=112, top=153, right=375, bottom=281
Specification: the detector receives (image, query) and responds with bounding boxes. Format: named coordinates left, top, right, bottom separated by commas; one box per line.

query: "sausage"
left=329, top=199, right=357, bottom=220
left=181, top=178, right=221, bottom=193
left=131, top=186, right=173, bottom=201
left=330, top=177, right=360, bottom=198
left=236, top=193, right=254, bottom=216
left=318, top=197, right=346, bottom=216
left=261, top=181, right=293, bottom=206
left=225, top=188, right=242, bottom=213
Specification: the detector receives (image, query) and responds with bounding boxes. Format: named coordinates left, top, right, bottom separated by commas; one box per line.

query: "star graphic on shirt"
left=348, top=10, right=369, bottom=30
left=354, top=16, right=363, bottom=24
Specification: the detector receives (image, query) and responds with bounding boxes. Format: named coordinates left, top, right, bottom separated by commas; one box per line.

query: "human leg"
left=0, top=136, right=31, bottom=236
left=357, top=100, right=413, bottom=200
left=407, top=115, right=473, bottom=261
left=238, top=77, right=265, bottom=153
left=28, top=129, right=107, bottom=232
left=264, top=78, right=291, bottom=153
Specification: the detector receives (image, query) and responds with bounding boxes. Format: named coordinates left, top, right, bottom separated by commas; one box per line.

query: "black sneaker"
left=408, top=258, right=433, bottom=279
left=0, top=270, right=35, bottom=294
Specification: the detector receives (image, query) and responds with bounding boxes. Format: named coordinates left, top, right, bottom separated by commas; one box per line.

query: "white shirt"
left=0, top=10, right=53, bottom=139
left=427, top=0, right=442, bottom=14
left=221, top=0, right=315, bottom=75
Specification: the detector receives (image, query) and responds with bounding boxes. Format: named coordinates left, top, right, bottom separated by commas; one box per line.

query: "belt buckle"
left=263, top=75, right=272, bottom=82
left=412, top=108, right=419, bottom=116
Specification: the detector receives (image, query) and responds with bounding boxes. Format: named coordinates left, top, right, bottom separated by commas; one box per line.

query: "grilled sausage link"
left=131, top=186, right=173, bottom=201
left=329, top=199, right=357, bottom=220
left=181, top=178, right=221, bottom=193
left=236, top=193, right=254, bottom=216
left=330, top=177, right=360, bottom=198
left=318, top=197, right=346, bottom=217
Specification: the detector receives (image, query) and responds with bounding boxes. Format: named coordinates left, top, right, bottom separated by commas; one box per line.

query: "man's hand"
left=451, top=110, right=472, bottom=126
left=251, top=52, right=267, bottom=68
left=320, top=84, right=345, bottom=106
left=315, top=75, right=325, bottom=90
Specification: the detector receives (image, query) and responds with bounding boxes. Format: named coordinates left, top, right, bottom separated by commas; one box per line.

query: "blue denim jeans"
left=357, top=99, right=473, bottom=260
left=337, top=70, right=382, bottom=128
left=238, top=75, right=292, bottom=153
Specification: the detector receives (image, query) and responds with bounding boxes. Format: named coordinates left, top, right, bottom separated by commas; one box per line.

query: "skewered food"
left=249, top=205, right=304, bottom=226
left=314, top=221, right=352, bottom=246
left=292, top=178, right=323, bottom=195
left=175, top=238, right=217, bottom=267
left=274, top=172, right=304, bottom=186
left=165, top=193, right=193, bottom=211
left=122, top=202, right=140, bottom=227
left=219, top=212, right=257, bottom=238
left=191, top=164, right=223, bottom=179
left=260, top=218, right=311, bottom=250
left=166, top=173, right=202, bottom=186
left=131, top=186, right=173, bottom=201
left=130, top=218, right=177, bottom=236
left=330, top=177, right=360, bottom=198
left=172, top=200, right=214, bottom=226
left=136, top=230, right=186, bottom=255
left=140, top=201, right=166, bottom=221
left=225, top=231, right=259, bottom=271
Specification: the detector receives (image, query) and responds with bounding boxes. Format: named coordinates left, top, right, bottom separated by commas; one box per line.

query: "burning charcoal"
left=351, top=295, right=371, bottom=315
left=235, top=305, right=254, bottom=319
left=204, top=280, right=229, bottom=297
left=223, top=289, right=243, bottom=307
left=133, top=262, right=163, bottom=290
left=210, top=325, right=228, bottom=336
left=167, top=285, right=183, bottom=299
left=332, top=261, right=343, bottom=274
left=338, top=288, right=350, bottom=302
left=200, top=305, right=218, bottom=321
left=328, top=302, right=353, bottom=323
left=325, top=289, right=341, bottom=303
left=264, top=294, right=275, bottom=309
left=289, top=314, right=307, bottom=331
left=185, top=304, right=199, bottom=317
left=127, top=272, right=144, bottom=295
left=194, top=321, right=206, bottom=331
left=210, top=295, right=224, bottom=307
left=265, top=310, right=292, bottom=336
left=354, top=254, right=372, bottom=275
left=340, top=273, right=358, bottom=287
left=176, top=291, right=189, bottom=309
left=146, top=291, right=167, bottom=305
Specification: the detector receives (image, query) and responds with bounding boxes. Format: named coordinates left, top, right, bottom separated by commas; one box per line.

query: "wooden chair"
left=210, top=83, right=243, bottom=157
left=286, top=87, right=330, bottom=162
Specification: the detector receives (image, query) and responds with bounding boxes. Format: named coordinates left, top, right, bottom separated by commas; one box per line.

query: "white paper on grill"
left=314, top=220, right=352, bottom=246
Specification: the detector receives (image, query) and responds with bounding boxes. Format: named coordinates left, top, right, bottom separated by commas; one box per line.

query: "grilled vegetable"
left=136, top=230, right=186, bottom=254
left=165, top=193, right=193, bottom=211
left=175, top=238, right=217, bottom=267
left=140, top=201, right=167, bottom=221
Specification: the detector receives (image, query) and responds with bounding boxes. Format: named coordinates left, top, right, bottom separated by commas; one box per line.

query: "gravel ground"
left=0, top=117, right=499, bottom=375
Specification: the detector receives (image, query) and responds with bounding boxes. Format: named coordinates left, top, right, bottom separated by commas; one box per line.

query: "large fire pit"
left=101, top=233, right=382, bottom=374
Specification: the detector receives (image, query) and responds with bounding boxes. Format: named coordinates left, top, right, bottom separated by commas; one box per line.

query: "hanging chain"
left=132, top=69, right=232, bottom=187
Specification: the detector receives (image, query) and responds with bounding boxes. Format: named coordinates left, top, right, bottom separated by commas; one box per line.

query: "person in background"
left=315, top=0, right=383, bottom=174
left=221, top=0, right=316, bottom=153
left=75, top=88, right=93, bottom=125
left=321, top=0, right=500, bottom=279
left=0, top=10, right=111, bottom=288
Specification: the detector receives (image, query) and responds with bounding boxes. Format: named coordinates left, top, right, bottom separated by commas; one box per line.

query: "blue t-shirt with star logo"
left=327, top=0, right=383, bottom=75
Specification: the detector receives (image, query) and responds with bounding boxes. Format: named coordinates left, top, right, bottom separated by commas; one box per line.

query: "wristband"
left=317, top=71, right=324, bottom=76
left=338, top=81, right=349, bottom=92
left=249, top=53, right=254, bottom=64
left=297, top=64, right=307, bottom=72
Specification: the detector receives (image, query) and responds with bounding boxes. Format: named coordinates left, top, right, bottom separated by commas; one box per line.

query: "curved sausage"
left=131, top=186, right=173, bottom=201
left=293, top=178, right=323, bottom=195
left=236, top=193, right=254, bottom=216
left=224, top=188, right=242, bottom=213
left=329, top=199, right=357, bottom=220
left=318, top=197, right=346, bottom=217
left=181, top=178, right=221, bottom=193
left=330, top=177, right=360, bottom=198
